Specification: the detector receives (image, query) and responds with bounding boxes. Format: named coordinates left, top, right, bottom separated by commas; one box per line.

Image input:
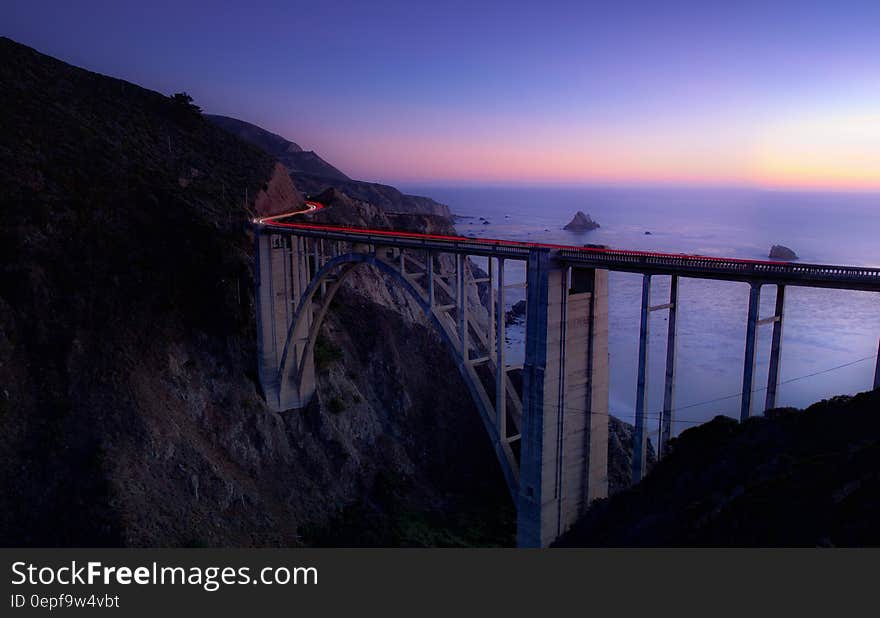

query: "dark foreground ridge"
left=0, top=35, right=280, bottom=545
left=0, top=36, right=646, bottom=547
left=4, top=35, right=873, bottom=547
left=0, top=35, right=512, bottom=547
left=556, top=388, right=880, bottom=547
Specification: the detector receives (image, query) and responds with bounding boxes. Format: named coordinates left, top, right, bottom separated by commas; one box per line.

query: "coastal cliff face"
left=0, top=37, right=510, bottom=546
left=254, top=162, right=305, bottom=216
left=206, top=115, right=451, bottom=218
left=1, top=37, right=645, bottom=547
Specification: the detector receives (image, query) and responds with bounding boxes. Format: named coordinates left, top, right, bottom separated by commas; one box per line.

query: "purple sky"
left=3, top=1, right=879, bottom=188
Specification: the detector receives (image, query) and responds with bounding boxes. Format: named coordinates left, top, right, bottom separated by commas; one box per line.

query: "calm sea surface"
left=400, top=185, right=880, bottom=438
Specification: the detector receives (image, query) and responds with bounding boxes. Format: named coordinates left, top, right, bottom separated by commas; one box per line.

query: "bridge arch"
left=276, top=250, right=519, bottom=495
left=255, top=228, right=611, bottom=546
left=256, top=201, right=880, bottom=546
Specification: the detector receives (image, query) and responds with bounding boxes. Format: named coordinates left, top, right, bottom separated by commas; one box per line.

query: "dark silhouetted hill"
left=556, top=389, right=880, bottom=547
left=0, top=36, right=302, bottom=545
left=0, top=37, right=508, bottom=547
left=206, top=114, right=350, bottom=181
left=0, top=36, right=704, bottom=548
left=206, top=114, right=451, bottom=217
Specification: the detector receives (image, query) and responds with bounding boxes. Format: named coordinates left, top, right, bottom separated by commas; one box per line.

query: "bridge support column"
left=488, top=258, right=496, bottom=361
left=320, top=241, right=328, bottom=296
left=659, top=275, right=679, bottom=458
left=741, top=283, right=761, bottom=421
left=764, top=285, right=786, bottom=411
left=296, top=238, right=316, bottom=409
left=457, top=254, right=468, bottom=357
left=256, top=232, right=289, bottom=409
left=426, top=251, right=434, bottom=308
left=255, top=231, right=314, bottom=412
left=312, top=238, right=320, bottom=276
left=518, top=250, right=609, bottom=547
left=632, top=274, right=652, bottom=482
left=495, top=258, right=507, bottom=438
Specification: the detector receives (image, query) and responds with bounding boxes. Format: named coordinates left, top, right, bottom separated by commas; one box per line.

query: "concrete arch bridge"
left=254, top=201, right=880, bottom=546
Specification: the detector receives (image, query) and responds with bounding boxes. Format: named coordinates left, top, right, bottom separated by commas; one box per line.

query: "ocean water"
left=400, top=185, right=880, bottom=438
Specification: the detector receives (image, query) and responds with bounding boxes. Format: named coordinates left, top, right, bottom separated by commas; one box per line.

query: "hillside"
left=556, top=389, right=880, bottom=547
left=0, top=37, right=508, bottom=546
left=0, top=37, right=651, bottom=547
left=0, top=35, right=300, bottom=544
left=206, top=114, right=350, bottom=181
left=206, top=114, right=450, bottom=217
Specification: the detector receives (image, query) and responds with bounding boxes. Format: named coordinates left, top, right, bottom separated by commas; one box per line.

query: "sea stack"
left=769, top=245, right=798, bottom=260
left=505, top=300, right=527, bottom=326
left=563, top=211, right=600, bottom=231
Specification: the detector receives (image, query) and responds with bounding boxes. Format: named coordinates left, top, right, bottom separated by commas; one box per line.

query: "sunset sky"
left=3, top=1, right=879, bottom=190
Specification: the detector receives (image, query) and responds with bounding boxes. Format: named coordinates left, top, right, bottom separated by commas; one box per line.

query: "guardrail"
left=260, top=224, right=534, bottom=259
left=556, top=248, right=880, bottom=291
left=258, top=203, right=880, bottom=292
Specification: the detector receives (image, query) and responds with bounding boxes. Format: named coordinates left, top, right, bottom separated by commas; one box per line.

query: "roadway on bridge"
left=255, top=201, right=880, bottom=291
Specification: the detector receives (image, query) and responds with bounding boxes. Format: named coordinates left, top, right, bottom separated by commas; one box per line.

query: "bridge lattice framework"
left=255, top=215, right=880, bottom=546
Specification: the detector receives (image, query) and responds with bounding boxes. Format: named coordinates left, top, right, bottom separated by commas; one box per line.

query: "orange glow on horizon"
left=307, top=105, right=880, bottom=193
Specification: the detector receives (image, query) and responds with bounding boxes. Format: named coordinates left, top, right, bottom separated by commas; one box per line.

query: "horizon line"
left=382, top=178, right=880, bottom=195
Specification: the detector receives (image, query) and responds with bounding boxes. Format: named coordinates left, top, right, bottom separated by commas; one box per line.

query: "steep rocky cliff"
left=254, top=163, right=305, bottom=216
left=1, top=37, right=645, bottom=547
left=0, top=37, right=508, bottom=546
left=206, top=114, right=450, bottom=217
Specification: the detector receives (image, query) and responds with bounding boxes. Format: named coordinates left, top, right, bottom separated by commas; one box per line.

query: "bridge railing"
left=263, top=223, right=880, bottom=291
left=262, top=225, right=533, bottom=259
left=556, top=248, right=880, bottom=290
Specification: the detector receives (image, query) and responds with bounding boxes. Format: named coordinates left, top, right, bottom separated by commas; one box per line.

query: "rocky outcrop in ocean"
left=505, top=300, right=527, bottom=326
left=769, top=245, right=798, bottom=260
left=563, top=211, right=600, bottom=231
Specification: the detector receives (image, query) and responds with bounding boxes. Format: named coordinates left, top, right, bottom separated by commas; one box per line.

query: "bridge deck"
left=257, top=202, right=880, bottom=292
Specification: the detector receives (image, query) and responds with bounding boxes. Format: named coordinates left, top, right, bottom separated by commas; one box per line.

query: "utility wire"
left=658, top=353, right=877, bottom=420
left=318, top=245, right=878, bottom=430
left=490, top=351, right=879, bottom=430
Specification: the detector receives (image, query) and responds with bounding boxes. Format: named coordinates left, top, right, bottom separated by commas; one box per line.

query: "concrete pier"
left=632, top=274, right=652, bottom=482
left=518, top=250, right=609, bottom=547
left=495, top=258, right=507, bottom=440
left=457, top=254, right=468, bottom=357
left=255, top=231, right=314, bottom=411
left=741, top=283, right=762, bottom=421
left=764, top=285, right=786, bottom=411
left=660, top=275, right=679, bottom=458
left=630, top=275, right=681, bottom=477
